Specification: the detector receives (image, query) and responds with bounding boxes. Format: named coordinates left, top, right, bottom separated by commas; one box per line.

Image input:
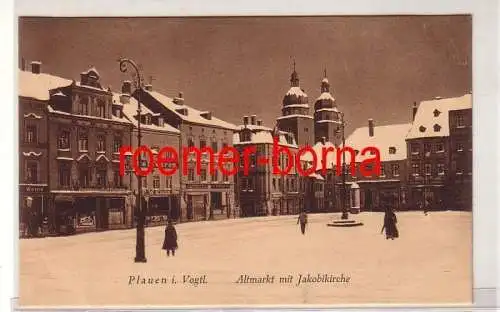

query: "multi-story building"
left=233, top=116, right=303, bottom=217
left=276, top=64, right=314, bottom=147
left=117, top=80, right=182, bottom=226
left=18, top=62, right=72, bottom=235
left=406, top=94, right=472, bottom=210
left=46, top=67, right=134, bottom=234
left=136, top=86, right=237, bottom=221
left=342, top=119, right=411, bottom=211
left=448, top=103, right=473, bottom=210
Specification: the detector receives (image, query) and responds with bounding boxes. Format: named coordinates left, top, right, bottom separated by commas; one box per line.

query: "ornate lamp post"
left=119, top=58, right=146, bottom=263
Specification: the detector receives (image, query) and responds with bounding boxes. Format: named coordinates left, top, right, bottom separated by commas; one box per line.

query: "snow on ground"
left=19, top=212, right=472, bottom=307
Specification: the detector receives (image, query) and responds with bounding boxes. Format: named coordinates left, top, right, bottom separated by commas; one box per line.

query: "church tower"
left=276, top=61, right=314, bottom=147
left=314, top=69, right=342, bottom=145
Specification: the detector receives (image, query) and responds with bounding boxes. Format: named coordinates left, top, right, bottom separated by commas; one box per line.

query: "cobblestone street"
left=19, top=212, right=472, bottom=307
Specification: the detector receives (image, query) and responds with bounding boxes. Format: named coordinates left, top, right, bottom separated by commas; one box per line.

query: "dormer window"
left=433, top=109, right=441, bottom=117
left=143, top=115, right=151, bottom=125
left=419, top=126, right=426, bottom=133
left=158, top=117, right=164, bottom=127
left=240, top=130, right=251, bottom=142
left=434, top=124, right=441, bottom=132
left=388, top=147, right=396, bottom=154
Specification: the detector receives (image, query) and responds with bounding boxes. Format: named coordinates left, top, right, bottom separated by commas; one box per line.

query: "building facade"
left=342, top=120, right=412, bottom=212
left=137, top=87, right=237, bottom=222
left=46, top=67, right=134, bottom=234
left=448, top=106, right=473, bottom=210
left=117, top=81, right=182, bottom=226
left=405, top=94, right=472, bottom=211
left=18, top=62, right=67, bottom=236
left=233, top=116, right=303, bottom=217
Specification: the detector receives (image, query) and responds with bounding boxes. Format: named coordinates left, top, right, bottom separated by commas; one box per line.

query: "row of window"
left=57, top=129, right=123, bottom=152
left=187, top=136, right=228, bottom=152
left=186, top=168, right=230, bottom=183
left=411, top=142, right=445, bottom=155
left=77, top=95, right=107, bottom=118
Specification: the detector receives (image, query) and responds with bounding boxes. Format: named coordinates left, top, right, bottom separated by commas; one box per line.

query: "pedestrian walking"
left=380, top=206, right=399, bottom=240
left=423, top=197, right=431, bottom=216
left=162, top=219, right=178, bottom=256
left=297, top=211, right=308, bottom=235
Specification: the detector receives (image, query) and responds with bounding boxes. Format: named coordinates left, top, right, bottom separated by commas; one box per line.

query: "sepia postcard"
left=17, top=15, right=472, bottom=308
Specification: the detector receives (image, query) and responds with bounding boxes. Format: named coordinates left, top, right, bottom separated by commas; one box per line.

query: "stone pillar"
left=350, top=183, right=361, bottom=214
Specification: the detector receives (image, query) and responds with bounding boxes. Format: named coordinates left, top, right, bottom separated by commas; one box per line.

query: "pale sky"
left=18, top=16, right=471, bottom=135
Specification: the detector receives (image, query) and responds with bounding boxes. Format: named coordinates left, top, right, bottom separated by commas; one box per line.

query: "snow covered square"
left=19, top=212, right=472, bottom=307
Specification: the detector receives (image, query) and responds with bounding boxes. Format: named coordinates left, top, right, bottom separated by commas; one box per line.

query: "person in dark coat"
left=381, top=206, right=399, bottom=240
left=297, top=211, right=308, bottom=235
left=162, top=219, right=178, bottom=256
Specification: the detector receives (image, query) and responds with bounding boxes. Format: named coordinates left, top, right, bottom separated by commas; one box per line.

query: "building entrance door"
left=365, top=190, right=373, bottom=211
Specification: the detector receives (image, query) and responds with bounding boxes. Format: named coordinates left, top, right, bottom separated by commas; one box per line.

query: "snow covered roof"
left=18, top=69, right=73, bottom=101
left=308, top=173, right=325, bottom=180
left=322, top=77, right=329, bottom=84
left=316, top=107, right=339, bottom=113
left=144, top=90, right=238, bottom=131
left=316, top=92, right=335, bottom=102
left=81, top=67, right=100, bottom=76
left=346, top=123, right=412, bottom=163
left=406, top=94, right=472, bottom=140
left=115, top=92, right=180, bottom=134
left=285, top=86, right=308, bottom=98
left=232, top=127, right=298, bottom=148
left=300, top=123, right=412, bottom=170
left=285, top=104, right=310, bottom=108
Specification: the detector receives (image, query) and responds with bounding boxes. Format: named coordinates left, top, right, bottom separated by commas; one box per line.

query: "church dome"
left=283, top=66, right=309, bottom=107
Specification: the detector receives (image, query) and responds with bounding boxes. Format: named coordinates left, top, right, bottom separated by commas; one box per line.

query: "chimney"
left=173, top=92, right=184, bottom=105
left=31, top=61, right=41, bottom=74
left=144, top=84, right=153, bottom=91
left=368, top=119, right=374, bottom=137
left=257, top=119, right=262, bottom=126
left=122, top=80, right=132, bottom=95
left=412, top=102, right=418, bottom=121
left=243, top=116, right=249, bottom=125
left=250, top=115, right=256, bottom=125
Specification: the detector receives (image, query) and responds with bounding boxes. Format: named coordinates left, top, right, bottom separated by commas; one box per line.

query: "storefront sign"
left=20, top=184, right=48, bottom=194
left=77, top=214, right=95, bottom=227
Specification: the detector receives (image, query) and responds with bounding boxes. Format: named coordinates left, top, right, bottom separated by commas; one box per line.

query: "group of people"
left=295, top=206, right=399, bottom=240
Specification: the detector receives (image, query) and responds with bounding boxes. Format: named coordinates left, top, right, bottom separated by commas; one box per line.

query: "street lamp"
left=339, top=112, right=349, bottom=220
left=119, top=57, right=147, bottom=263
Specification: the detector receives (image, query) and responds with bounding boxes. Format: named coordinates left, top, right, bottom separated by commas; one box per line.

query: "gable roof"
left=114, top=92, right=180, bottom=134
left=406, top=94, right=472, bottom=140
left=18, top=69, right=73, bottom=101
left=143, top=90, right=238, bottom=131
left=232, top=126, right=298, bottom=148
